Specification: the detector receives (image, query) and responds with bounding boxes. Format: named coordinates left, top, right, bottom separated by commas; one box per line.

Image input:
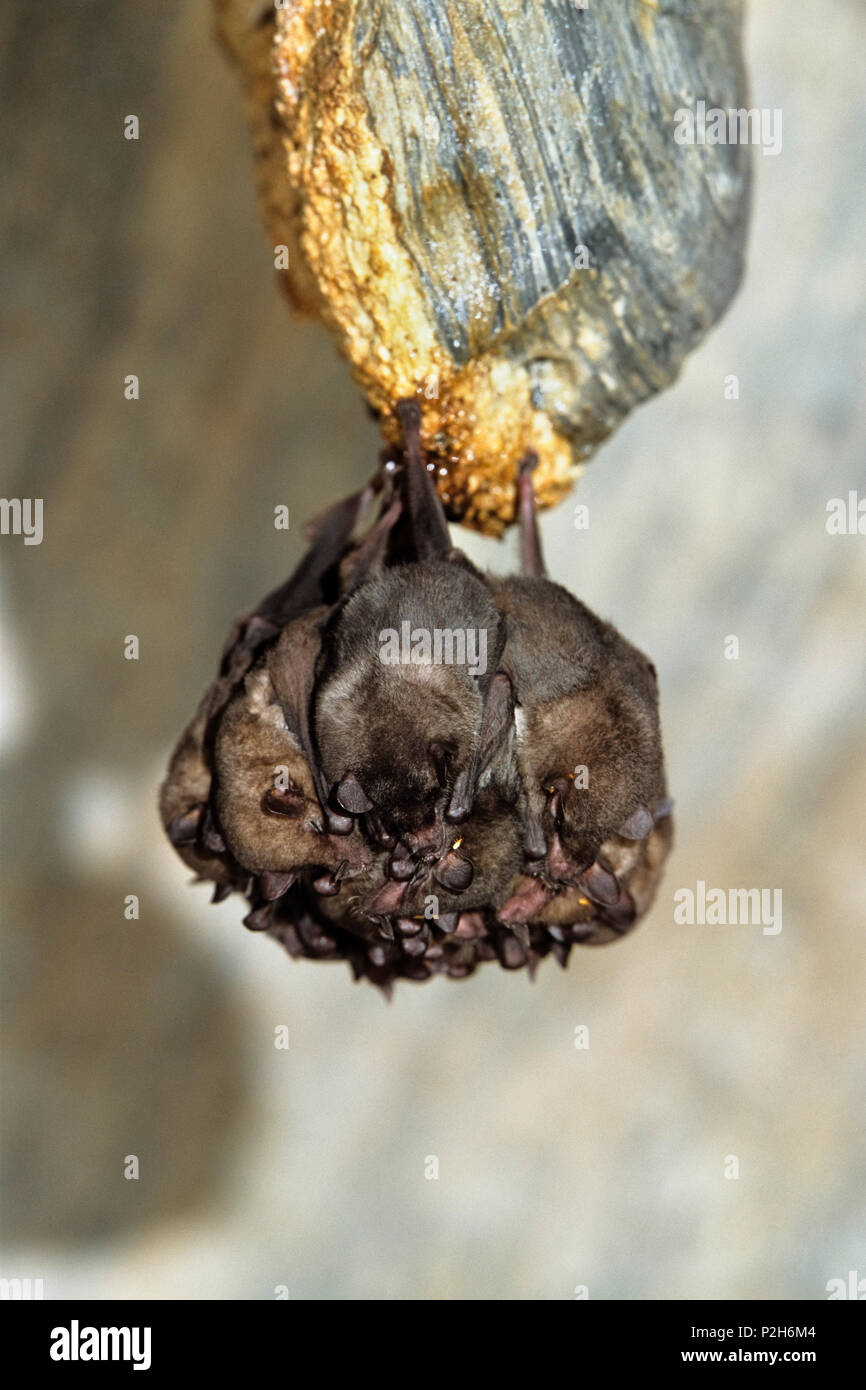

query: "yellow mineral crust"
left=217, top=0, right=576, bottom=534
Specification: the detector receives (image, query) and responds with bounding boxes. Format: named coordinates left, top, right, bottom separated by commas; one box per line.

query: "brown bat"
left=313, top=402, right=509, bottom=835
left=161, top=417, right=672, bottom=987
left=491, top=456, right=672, bottom=937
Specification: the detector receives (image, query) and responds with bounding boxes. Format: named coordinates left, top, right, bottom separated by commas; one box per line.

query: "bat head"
left=314, top=562, right=503, bottom=835
left=538, top=651, right=666, bottom=873
left=316, top=668, right=478, bottom=834
left=214, top=667, right=370, bottom=878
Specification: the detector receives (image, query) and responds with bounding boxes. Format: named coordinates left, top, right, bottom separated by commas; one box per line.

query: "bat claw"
left=617, top=805, right=654, bottom=840
left=200, top=806, right=226, bottom=855
left=395, top=396, right=452, bottom=560
left=325, top=810, right=354, bottom=836
left=395, top=397, right=422, bottom=435
left=312, top=873, right=340, bottom=897
left=579, top=861, right=620, bottom=906
left=263, top=787, right=305, bottom=818
left=428, top=740, right=450, bottom=788
left=548, top=790, right=564, bottom=827
left=516, top=450, right=546, bottom=577
left=445, top=767, right=475, bottom=823
left=387, top=844, right=416, bottom=881
left=433, top=851, right=474, bottom=892
left=260, top=870, right=295, bottom=901
left=243, top=903, right=274, bottom=932
left=334, top=772, right=373, bottom=815
left=166, top=805, right=204, bottom=846
left=364, top=812, right=396, bottom=850
left=510, top=921, right=531, bottom=950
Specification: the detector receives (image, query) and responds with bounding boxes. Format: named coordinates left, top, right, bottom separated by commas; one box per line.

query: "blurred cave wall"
left=1, top=0, right=864, bottom=1299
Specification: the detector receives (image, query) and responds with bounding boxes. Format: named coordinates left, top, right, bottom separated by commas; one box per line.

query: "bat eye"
left=545, top=776, right=571, bottom=797
left=259, top=870, right=295, bottom=901
left=544, top=776, right=570, bottom=827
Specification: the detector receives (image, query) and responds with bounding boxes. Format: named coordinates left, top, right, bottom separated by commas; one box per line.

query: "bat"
left=312, top=401, right=508, bottom=837
left=492, top=458, right=667, bottom=855
left=161, top=412, right=673, bottom=986
left=159, top=479, right=385, bottom=897
left=313, top=559, right=505, bottom=835
left=491, top=457, right=672, bottom=941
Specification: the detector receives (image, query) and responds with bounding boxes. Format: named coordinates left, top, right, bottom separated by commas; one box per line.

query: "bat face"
left=490, top=573, right=666, bottom=882
left=161, top=417, right=673, bottom=988
left=525, top=661, right=665, bottom=874
left=315, top=668, right=471, bottom=834
left=214, top=665, right=371, bottom=881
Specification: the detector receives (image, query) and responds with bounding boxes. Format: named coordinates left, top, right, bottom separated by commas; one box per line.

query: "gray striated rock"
left=219, top=0, right=751, bottom=528
left=357, top=0, right=751, bottom=447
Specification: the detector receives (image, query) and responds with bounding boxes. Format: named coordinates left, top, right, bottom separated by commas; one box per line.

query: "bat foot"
left=395, top=396, right=422, bottom=437
left=518, top=449, right=539, bottom=477
left=516, top=452, right=547, bottom=578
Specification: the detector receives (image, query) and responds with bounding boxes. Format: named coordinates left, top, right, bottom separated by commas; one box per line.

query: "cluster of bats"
left=161, top=402, right=673, bottom=990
